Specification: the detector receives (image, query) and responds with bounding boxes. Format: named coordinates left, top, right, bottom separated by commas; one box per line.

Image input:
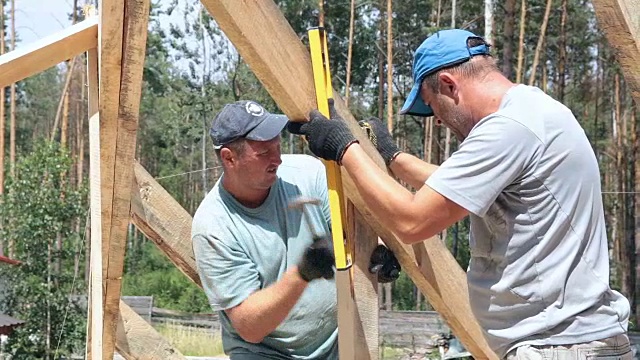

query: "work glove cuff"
left=358, top=118, right=402, bottom=166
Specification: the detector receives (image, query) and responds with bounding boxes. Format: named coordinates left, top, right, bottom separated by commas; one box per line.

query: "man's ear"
left=220, top=147, right=235, bottom=167
left=437, top=72, right=458, bottom=99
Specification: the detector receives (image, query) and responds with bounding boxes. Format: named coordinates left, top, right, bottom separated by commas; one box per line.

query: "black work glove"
left=298, top=239, right=336, bottom=282
left=358, top=117, right=402, bottom=165
left=287, top=100, right=358, bottom=164
left=369, top=245, right=401, bottom=283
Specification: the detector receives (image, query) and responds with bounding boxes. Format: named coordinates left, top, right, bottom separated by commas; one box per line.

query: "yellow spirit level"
left=308, top=27, right=353, bottom=271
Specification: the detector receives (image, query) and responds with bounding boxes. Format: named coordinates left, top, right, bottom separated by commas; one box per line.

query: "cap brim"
left=399, top=83, right=434, bottom=117
left=245, top=114, right=289, bottom=142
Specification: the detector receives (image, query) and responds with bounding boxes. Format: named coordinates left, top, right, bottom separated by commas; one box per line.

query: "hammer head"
left=287, top=196, right=322, bottom=210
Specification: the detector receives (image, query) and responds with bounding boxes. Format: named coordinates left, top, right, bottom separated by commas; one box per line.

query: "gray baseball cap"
left=209, top=100, right=288, bottom=149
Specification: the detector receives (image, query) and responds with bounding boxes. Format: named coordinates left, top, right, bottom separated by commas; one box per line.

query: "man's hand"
left=287, top=100, right=358, bottom=164
left=369, top=245, right=401, bottom=283
left=358, top=117, right=402, bottom=165
left=298, top=239, right=336, bottom=282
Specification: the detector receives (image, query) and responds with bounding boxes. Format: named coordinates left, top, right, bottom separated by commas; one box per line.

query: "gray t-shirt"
left=426, top=85, right=630, bottom=358
left=192, top=154, right=338, bottom=359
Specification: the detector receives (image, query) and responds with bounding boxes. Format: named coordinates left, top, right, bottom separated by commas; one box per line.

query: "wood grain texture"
left=130, top=162, right=201, bottom=287
left=100, top=0, right=151, bottom=358
left=116, top=300, right=186, bottom=359
left=592, top=0, right=640, bottom=103
left=0, top=18, right=97, bottom=89
left=85, top=45, right=100, bottom=360
left=88, top=112, right=104, bottom=360
left=201, top=1, right=496, bottom=359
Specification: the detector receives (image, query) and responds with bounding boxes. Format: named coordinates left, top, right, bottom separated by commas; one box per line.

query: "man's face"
left=231, top=137, right=282, bottom=190
left=420, top=77, right=474, bottom=142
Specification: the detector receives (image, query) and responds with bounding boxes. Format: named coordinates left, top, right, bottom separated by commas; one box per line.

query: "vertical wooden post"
left=86, top=44, right=101, bottom=360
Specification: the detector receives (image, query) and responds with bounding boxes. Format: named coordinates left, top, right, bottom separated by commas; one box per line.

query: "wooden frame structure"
left=0, top=0, right=636, bottom=359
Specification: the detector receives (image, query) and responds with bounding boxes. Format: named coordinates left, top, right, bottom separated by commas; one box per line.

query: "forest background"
left=0, top=0, right=637, bottom=357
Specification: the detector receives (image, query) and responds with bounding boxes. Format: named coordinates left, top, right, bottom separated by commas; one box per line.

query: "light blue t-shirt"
left=192, top=154, right=338, bottom=359
left=426, top=85, right=630, bottom=358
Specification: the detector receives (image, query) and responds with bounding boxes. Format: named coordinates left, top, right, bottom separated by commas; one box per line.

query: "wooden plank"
left=200, top=2, right=496, bottom=359
left=98, top=0, right=125, bottom=355
left=347, top=204, right=380, bottom=358
left=116, top=300, right=186, bottom=360
left=130, top=162, right=201, bottom=286
left=88, top=112, right=104, bottom=360
left=85, top=45, right=100, bottom=360
left=100, top=0, right=151, bottom=359
left=592, top=0, right=640, bottom=103
left=0, top=17, right=97, bottom=89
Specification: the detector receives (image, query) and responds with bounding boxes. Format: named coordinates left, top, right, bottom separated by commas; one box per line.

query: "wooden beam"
left=99, top=0, right=151, bottom=359
left=98, top=0, right=125, bottom=354
left=0, top=17, right=97, bottom=89
left=201, top=2, right=497, bottom=359
left=85, top=46, right=100, bottom=360
left=88, top=112, right=104, bottom=360
left=344, top=204, right=380, bottom=358
left=130, top=162, right=201, bottom=286
left=592, top=0, right=640, bottom=103
left=116, top=300, right=186, bottom=359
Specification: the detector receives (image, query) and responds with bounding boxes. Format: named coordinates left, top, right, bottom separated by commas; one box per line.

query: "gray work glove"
left=358, top=117, right=402, bottom=165
left=369, top=245, right=401, bottom=283
left=287, top=99, right=358, bottom=164
left=298, top=239, right=336, bottom=282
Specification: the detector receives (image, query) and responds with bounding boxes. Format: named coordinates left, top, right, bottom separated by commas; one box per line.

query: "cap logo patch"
left=245, top=101, right=265, bottom=117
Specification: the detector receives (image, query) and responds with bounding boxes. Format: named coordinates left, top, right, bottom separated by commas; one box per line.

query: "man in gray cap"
left=289, top=29, right=631, bottom=360
left=192, top=100, right=400, bottom=359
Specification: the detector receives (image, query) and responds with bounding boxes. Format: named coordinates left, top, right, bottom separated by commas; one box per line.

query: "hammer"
left=288, top=196, right=324, bottom=242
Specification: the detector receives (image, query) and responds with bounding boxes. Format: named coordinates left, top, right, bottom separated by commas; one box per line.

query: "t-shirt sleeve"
left=426, top=115, right=541, bottom=217
left=192, top=233, right=261, bottom=311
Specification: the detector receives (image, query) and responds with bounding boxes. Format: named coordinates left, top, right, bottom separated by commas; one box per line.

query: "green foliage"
left=123, top=242, right=210, bottom=313
left=0, top=141, right=87, bottom=359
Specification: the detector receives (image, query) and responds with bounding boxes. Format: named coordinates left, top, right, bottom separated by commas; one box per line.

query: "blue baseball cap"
left=400, top=29, right=491, bottom=117
left=210, top=100, right=288, bottom=149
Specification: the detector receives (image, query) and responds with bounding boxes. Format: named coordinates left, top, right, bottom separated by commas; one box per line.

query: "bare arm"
left=225, top=267, right=308, bottom=343
left=342, top=144, right=468, bottom=244
left=389, top=152, right=440, bottom=190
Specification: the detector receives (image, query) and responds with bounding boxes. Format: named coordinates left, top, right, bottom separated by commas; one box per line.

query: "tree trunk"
left=0, top=0, right=4, bottom=198
left=625, top=101, right=636, bottom=318
left=345, top=0, right=355, bottom=107
left=502, top=0, right=516, bottom=79
left=8, top=0, right=15, bottom=258
left=318, top=0, right=325, bottom=27
left=527, top=0, right=553, bottom=86
left=9, top=0, right=15, bottom=180
left=557, top=0, right=568, bottom=102
left=515, top=0, right=527, bottom=83
left=633, top=102, right=640, bottom=326
left=200, top=6, right=208, bottom=198
left=612, top=73, right=621, bottom=282
left=484, top=0, right=493, bottom=44
left=0, top=0, right=5, bottom=255
left=386, top=0, right=393, bottom=133
left=377, top=0, right=385, bottom=120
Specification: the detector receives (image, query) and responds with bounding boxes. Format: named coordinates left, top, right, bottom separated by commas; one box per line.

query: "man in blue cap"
left=288, top=29, right=631, bottom=359
left=192, top=100, right=401, bottom=359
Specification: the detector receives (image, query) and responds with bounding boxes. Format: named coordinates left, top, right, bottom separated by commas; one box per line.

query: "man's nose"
left=272, top=152, right=283, bottom=165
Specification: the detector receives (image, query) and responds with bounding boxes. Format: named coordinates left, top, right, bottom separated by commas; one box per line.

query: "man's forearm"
left=389, top=152, right=439, bottom=190
left=225, top=266, right=308, bottom=343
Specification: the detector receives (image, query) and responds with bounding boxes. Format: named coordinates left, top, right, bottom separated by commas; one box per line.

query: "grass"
left=155, top=323, right=225, bottom=357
